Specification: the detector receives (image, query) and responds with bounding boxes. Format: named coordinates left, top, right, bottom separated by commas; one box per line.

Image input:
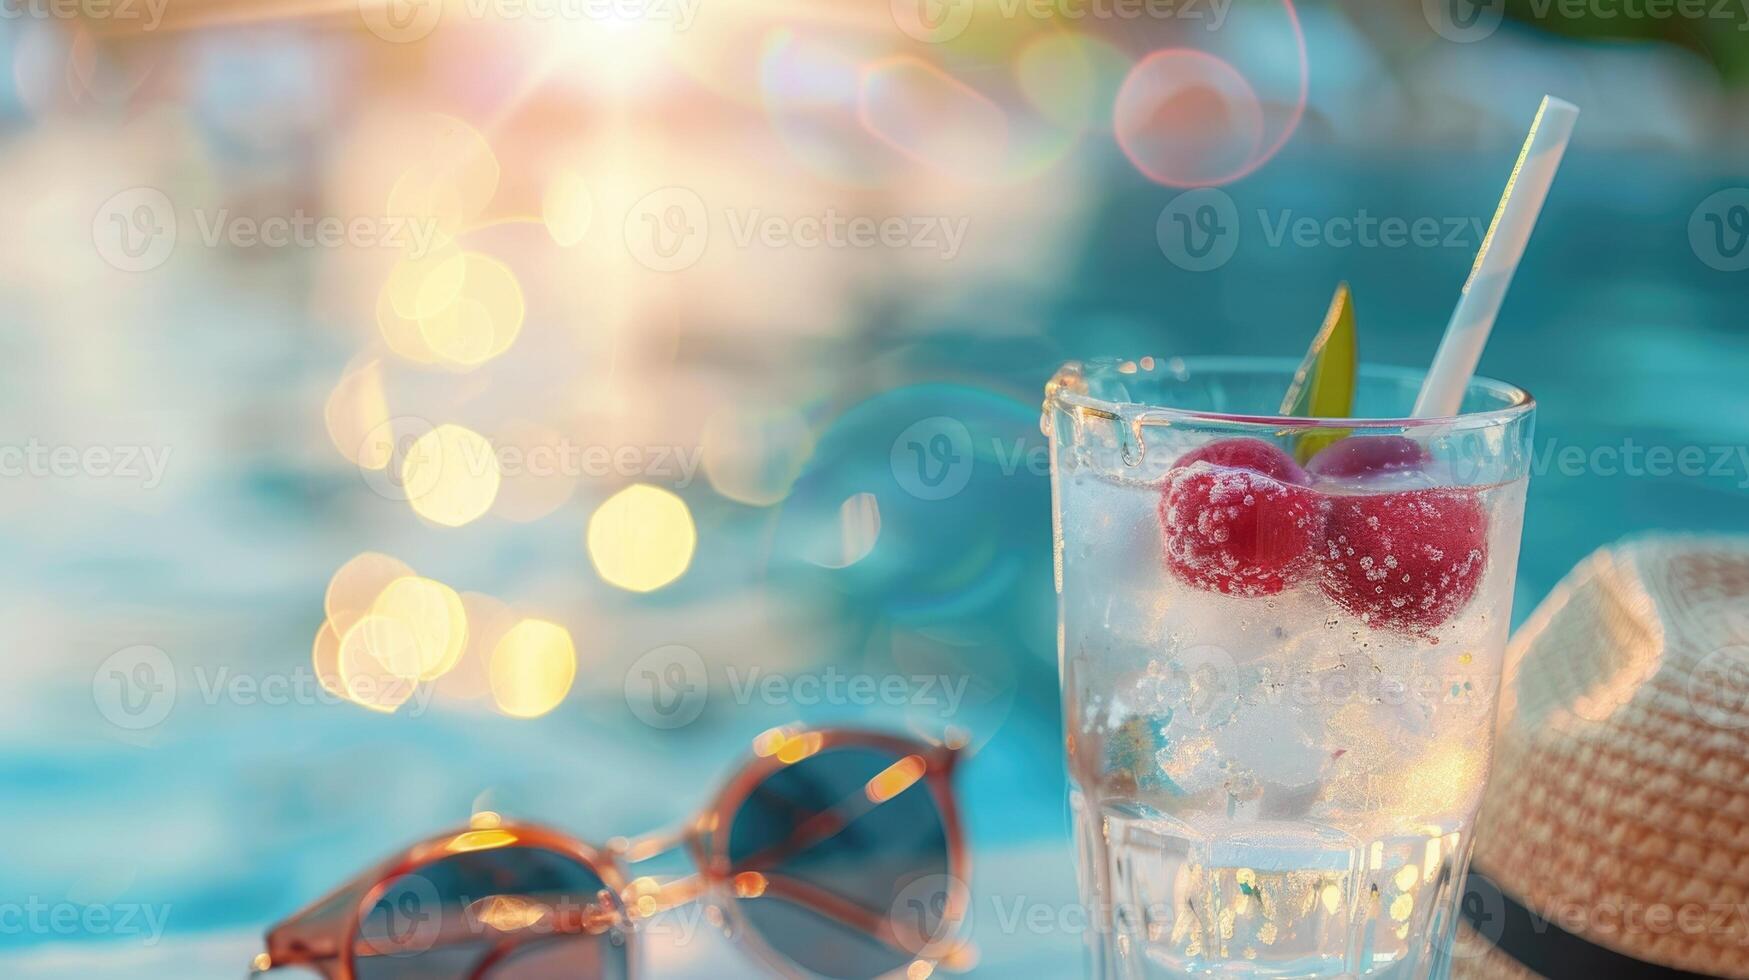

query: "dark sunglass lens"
left=353, top=842, right=628, bottom=980
left=726, top=744, right=956, bottom=979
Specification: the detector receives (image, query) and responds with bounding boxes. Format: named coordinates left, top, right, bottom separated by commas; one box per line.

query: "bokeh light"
left=702, top=405, right=814, bottom=506
left=325, top=552, right=416, bottom=638
left=586, top=484, right=697, bottom=592
left=436, top=591, right=518, bottom=701
left=416, top=253, right=525, bottom=368
left=385, top=244, right=468, bottom=321
left=323, top=358, right=393, bottom=471
left=402, top=423, right=502, bottom=528
left=384, top=113, right=500, bottom=242
left=375, top=280, right=441, bottom=365
left=834, top=492, right=882, bottom=568
left=337, top=614, right=419, bottom=713
left=370, top=576, right=469, bottom=680
left=310, top=620, right=345, bottom=700
left=489, top=619, right=578, bottom=719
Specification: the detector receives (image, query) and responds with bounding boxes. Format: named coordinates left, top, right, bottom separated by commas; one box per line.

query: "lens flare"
left=586, top=484, right=696, bottom=592
left=489, top=619, right=578, bottom=719
left=859, top=57, right=1009, bottom=179
left=1112, top=1, right=1308, bottom=187
left=1014, top=32, right=1130, bottom=131
left=402, top=423, right=501, bottom=528
left=1113, top=49, right=1264, bottom=189
left=542, top=169, right=594, bottom=247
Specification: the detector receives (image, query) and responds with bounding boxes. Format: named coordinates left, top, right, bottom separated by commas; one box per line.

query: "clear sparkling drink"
left=1045, top=358, right=1534, bottom=979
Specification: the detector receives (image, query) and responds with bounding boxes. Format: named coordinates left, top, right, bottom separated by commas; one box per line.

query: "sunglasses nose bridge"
left=610, top=823, right=695, bottom=865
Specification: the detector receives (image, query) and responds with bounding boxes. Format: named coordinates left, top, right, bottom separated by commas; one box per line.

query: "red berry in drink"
left=1306, top=435, right=1430, bottom=480
left=1175, top=437, right=1309, bottom=485
left=1159, top=443, right=1327, bottom=597
left=1318, top=489, right=1489, bottom=633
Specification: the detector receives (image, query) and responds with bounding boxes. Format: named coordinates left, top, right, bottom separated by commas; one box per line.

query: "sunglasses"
left=252, top=727, right=970, bottom=980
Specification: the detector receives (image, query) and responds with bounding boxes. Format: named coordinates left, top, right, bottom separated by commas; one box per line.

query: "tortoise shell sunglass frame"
left=252, top=726, right=971, bottom=980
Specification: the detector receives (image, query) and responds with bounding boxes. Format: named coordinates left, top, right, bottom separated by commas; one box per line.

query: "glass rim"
left=1046, top=355, right=1534, bottom=430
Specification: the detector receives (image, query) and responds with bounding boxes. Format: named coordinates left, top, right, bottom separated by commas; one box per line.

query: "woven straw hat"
left=1452, top=535, right=1749, bottom=978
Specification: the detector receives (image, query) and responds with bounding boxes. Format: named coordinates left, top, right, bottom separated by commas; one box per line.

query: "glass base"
left=1071, top=789, right=1472, bottom=980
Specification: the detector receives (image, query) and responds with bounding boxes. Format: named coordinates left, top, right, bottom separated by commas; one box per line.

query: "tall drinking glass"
left=1045, top=357, right=1535, bottom=979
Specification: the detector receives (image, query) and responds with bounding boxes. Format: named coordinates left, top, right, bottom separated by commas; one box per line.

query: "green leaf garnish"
left=1279, top=282, right=1357, bottom=463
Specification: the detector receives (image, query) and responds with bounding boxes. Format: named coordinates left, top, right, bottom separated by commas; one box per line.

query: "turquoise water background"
left=3, top=53, right=1747, bottom=980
